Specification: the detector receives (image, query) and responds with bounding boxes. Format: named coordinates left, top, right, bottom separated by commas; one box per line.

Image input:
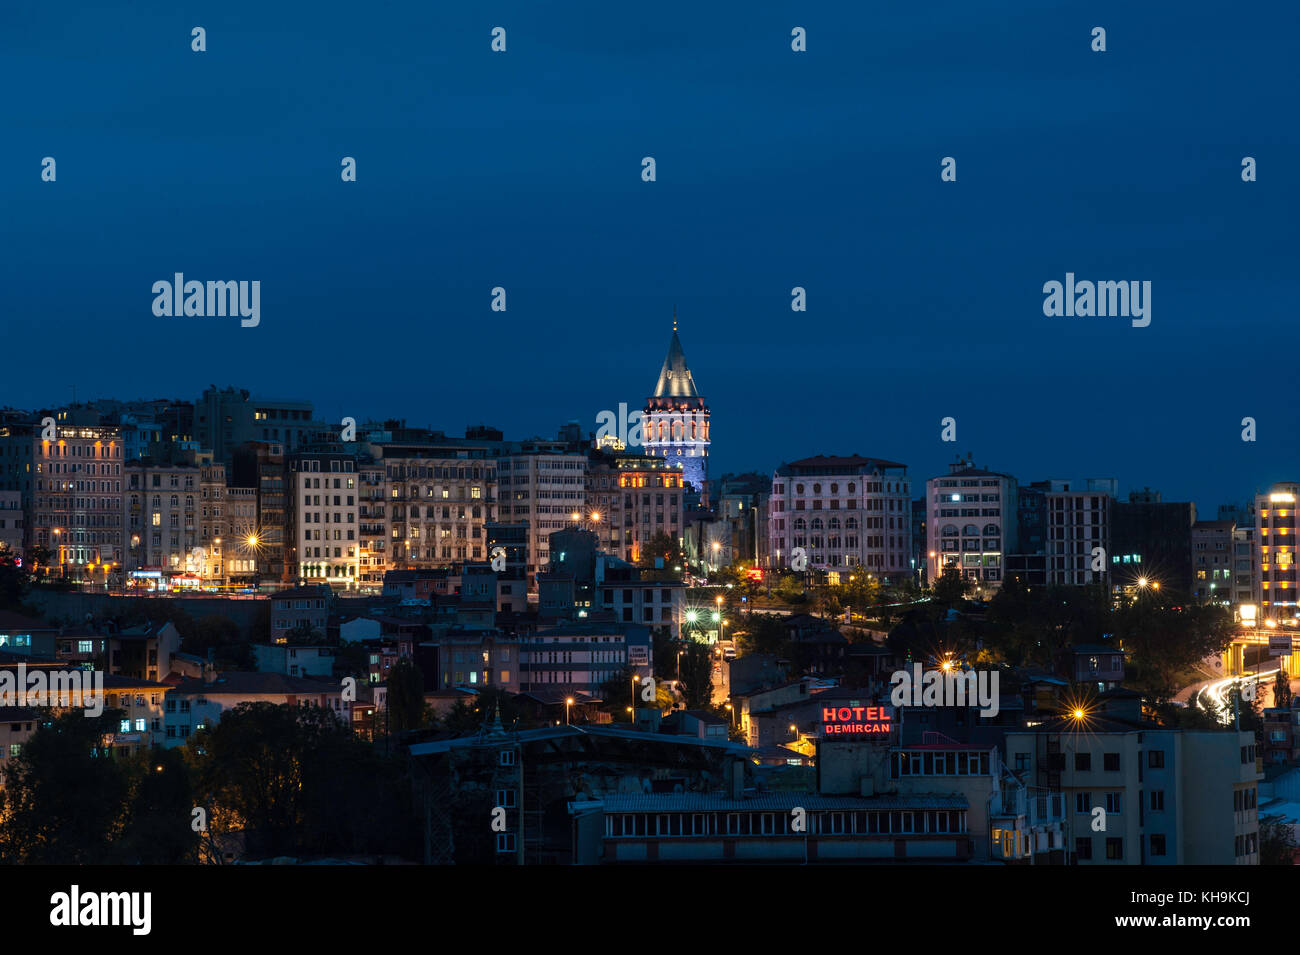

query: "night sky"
left=4, top=0, right=1297, bottom=513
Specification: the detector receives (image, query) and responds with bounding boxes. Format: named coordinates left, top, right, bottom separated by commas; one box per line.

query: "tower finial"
left=672, top=305, right=677, bottom=333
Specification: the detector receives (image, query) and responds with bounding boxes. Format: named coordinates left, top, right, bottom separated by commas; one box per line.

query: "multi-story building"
left=423, top=630, right=523, bottom=692
left=498, top=451, right=587, bottom=583
left=1255, top=483, right=1300, bottom=622
left=1006, top=710, right=1261, bottom=864
left=643, top=321, right=709, bottom=503
left=269, top=584, right=333, bottom=643
left=1108, top=494, right=1195, bottom=599
left=595, top=560, right=686, bottom=638
left=0, top=417, right=125, bottom=581
left=124, top=460, right=201, bottom=580
left=586, top=449, right=685, bottom=563
left=1044, top=478, right=1117, bottom=586
left=771, top=455, right=912, bottom=580
left=356, top=458, right=386, bottom=590
left=518, top=622, right=653, bottom=697
left=162, top=671, right=346, bottom=749
left=194, top=386, right=323, bottom=465
left=0, top=490, right=22, bottom=556
left=1191, top=519, right=1234, bottom=604
left=231, top=441, right=286, bottom=584
left=103, top=674, right=171, bottom=755
left=199, top=462, right=228, bottom=583
left=365, top=437, right=497, bottom=571
left=925, top=459, right=1016, bottom=588
left=222, top=486, right=258, bottom=584
left=287, top=451, right=359, bottom=589
left=1233, top=526, right=1257, bottom=606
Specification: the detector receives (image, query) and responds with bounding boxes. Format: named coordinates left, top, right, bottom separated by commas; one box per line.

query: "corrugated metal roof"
left=409, top=724, right=753, bottom=756
left=599, top=793, right=968, bottom=812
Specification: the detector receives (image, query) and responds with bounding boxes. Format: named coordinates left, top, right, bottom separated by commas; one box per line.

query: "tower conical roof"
left=652, top=330, right=699, bottom=398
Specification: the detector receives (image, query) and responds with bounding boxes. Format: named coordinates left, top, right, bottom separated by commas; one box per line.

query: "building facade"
left=1255, top=484, right=1300, bottom=622
left=925, top=460, right=1016, bottom=587
left=771, top=455, right=912, bottom=579
left=287, top=451, right=360, bottom=588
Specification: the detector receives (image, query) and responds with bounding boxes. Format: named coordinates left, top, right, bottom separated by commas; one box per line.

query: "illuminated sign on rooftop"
left=821, top=705, right=893, bottom=736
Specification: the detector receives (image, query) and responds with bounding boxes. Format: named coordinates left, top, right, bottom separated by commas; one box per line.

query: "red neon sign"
left=821, top=705, right=893, bottom=736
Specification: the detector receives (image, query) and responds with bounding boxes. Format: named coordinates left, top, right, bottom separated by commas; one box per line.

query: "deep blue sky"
left=4, top=1, right=1297, bottom=514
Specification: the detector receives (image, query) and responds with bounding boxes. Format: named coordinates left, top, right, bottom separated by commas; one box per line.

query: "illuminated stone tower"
left=644, top=310, right=710, bottom=502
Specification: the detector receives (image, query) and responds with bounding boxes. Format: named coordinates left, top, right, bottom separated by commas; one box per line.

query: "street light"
left=631, top=673, right=639, bottom=722
left=565, top=697, right=574, bottom=725
left=724, top=702, right=734, bottom=728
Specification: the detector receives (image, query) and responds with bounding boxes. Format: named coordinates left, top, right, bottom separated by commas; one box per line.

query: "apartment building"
left=231, top=441, right=287, bottom=584
left=0, top=418, right=125, bottom=579
left=194, top=386, right=323, bottom=465
left=287, top=451, right=359, bottom=588
left=1255, top=484, right=1300, bottom=622
left=366, top=441, right=497, bottom=571
left=1192, top=519, right=1235, bottom=604
left=586, top=449, right=686, bottom=563
left=357, top=458, right=386, bottom=590
left=0, top=490, right=22, bottom=556
left=770, top=455, right=912, bottom=580
left=925, top=459, right=1016, bottom=588
left=124, top=460, right=201, bottom=579
left=1045, top=478, right=1117, bottom=586
left=499, top=452, right=587, bottom=582
left=269, top=584, right=333, bottom=643
left=162, top=671, right=346, bottom=749
left=1006, top=711, right=1261, bottom=864
left=518, top=622, right=653, bottom=697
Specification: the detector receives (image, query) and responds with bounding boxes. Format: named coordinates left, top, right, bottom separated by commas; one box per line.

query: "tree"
left=284, top=622, right=325, bottom=645
left=116, top=746, right=201, bottom=864
left=191, top=701, right=365, bottom=859
left=1276, top=669, right=1293, bottom=710
left=932, top=567, right=971, bottom=607
left=678, top=641, right=714, bottom=710
left=0, top=546, right=33, bottom=611
left=0, top=709, right=128, bottom=864
left=734, top=613, right=790, bottom=657
left=774, top=573, right=805, bottom=604
left=599, top=665, right=637, bottom=718
left=1260, top=813, right=1297, bottom=865
left=385, top=657, right=425, bottom=734
left=638, top=533, right=687, bottom=581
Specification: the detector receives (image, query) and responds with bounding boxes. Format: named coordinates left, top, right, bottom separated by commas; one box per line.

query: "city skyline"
left=7, top=1, right=1299, bottom=514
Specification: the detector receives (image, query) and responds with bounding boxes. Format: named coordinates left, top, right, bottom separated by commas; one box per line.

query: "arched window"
left=963, top=524, right=979, bottom=537
left=942, top=524, right=959, bottom=537
left=983, top=524, right=999, bottom=536
left=829, top=517, right=841, bottom=529
left=846, top=517, right=858, bottom=530
left=794, top=518, right=807, bottom=531
left=811, top=518, right=824, bottom=530
left=796, top=484, right=804, bottom=495
left=813, top=484, right=822, bottom=495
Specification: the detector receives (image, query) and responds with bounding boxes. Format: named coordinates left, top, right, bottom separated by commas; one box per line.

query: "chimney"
left=728, top=759, right=744, bottom=799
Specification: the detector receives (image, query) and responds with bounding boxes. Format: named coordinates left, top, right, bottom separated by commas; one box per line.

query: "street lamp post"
left=631, top=673, right=639, bottom=722
left=565, top=697, right=574, bottom=726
